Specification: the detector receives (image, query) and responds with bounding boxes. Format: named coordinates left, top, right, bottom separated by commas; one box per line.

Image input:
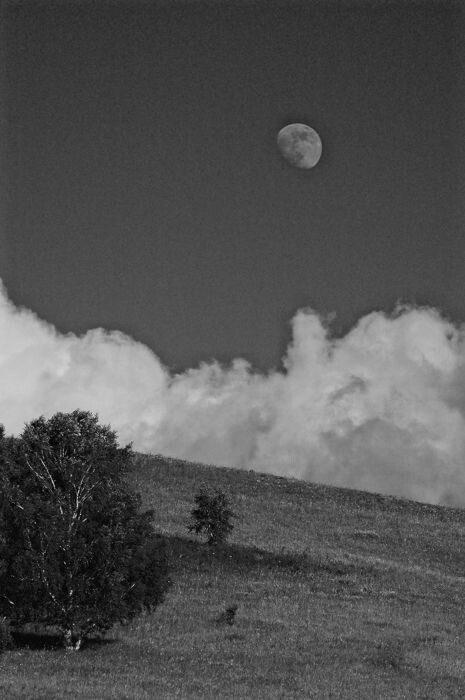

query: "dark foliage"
left=188, top=487, right=236, bottom=546
left=0, top=617, right=14, bottom=652
left=0, top=410, right=170, bottom=650
left=216, top=604, right=238, bottom=626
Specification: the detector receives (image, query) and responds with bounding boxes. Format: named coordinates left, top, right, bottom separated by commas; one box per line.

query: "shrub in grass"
left=0, top=410, right=170, bottom=651
left=216, top=604, right=238, bottom=626
left=188, top=487, right=236, bottom=546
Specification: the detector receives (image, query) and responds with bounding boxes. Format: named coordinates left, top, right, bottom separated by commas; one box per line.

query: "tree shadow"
left=164, top=534, right=378, bottom=579
left=11, top=629, right=116, bottom=651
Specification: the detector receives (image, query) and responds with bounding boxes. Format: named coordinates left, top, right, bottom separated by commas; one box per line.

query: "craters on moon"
left=277, top=123, right=322, bottom=169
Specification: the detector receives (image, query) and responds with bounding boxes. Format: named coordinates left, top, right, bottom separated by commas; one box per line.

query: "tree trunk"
left=63, top=629, right=82, bottom=651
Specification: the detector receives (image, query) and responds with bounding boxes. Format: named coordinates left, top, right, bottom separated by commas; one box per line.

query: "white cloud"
left=1, top=280, right=464, bottom=506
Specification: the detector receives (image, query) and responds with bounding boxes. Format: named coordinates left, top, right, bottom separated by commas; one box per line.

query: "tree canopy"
left=0, top=410, right=170, bottom=650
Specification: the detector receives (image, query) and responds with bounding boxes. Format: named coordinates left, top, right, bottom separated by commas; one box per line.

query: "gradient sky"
left=3, top=0, right=465, bottom=372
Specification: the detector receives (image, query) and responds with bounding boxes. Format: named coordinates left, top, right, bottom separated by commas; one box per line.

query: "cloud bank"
left=1, top=280, right=465, bottom=506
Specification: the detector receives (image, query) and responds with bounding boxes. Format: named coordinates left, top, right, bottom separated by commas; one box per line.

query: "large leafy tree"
left=0, top=426, right=11, bottom=611
left=0, top=410, right=169, bottom=650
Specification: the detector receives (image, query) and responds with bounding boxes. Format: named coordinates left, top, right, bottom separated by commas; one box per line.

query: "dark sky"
left=3, top=0, right=464, bottom=371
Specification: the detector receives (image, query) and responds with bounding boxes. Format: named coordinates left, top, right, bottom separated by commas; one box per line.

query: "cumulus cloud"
left=1, top=280, right=465, bottom=506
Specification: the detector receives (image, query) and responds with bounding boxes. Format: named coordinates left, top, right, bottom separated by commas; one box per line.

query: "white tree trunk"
left=63, top=629, right=82, bottom=651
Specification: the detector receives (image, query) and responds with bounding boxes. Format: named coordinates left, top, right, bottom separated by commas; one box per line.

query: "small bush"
left=188, top=487, right=236, bottom=546
left=216, top=604, right=238, bottom=626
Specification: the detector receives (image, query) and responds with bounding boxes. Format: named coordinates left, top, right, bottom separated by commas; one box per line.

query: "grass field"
left=2, top=453, right=465, bottom=698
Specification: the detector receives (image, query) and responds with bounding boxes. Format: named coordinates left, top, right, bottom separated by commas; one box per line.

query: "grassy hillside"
left=2, top=453, right=465, bottom=698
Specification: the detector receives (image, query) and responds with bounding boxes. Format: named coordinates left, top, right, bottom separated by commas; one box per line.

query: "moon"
left=277, top=123, right=322, bottom=169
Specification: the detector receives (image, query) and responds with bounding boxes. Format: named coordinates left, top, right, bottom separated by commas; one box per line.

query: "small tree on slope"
left=188, top=487, right=236, bottom=546
left=0, top=410, right=170, bottom=651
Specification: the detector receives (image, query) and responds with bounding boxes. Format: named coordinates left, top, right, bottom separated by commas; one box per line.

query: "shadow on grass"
left=165, top=535, right=378, bottom=580
left=368, top=638, right=408, bottom=672
left=11, top=630, right=116, bottom=652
